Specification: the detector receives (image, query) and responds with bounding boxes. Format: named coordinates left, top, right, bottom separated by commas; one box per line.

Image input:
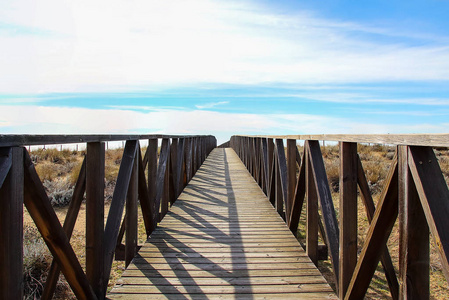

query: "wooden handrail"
left=0, top=134, right=217, bottom=299
left=234, top=134, right=449, bottom=147
left=230, top=135, right=449, bottom=300
left=0, top=134, right=216, bottom=147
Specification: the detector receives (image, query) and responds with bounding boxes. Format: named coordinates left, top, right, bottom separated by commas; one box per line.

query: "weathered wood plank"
left=399, top=145, right=429, bottom=299
left=137, top=147, right=156, bottom=237
left=306, top=143, right=319, bottom=265
left=147, top=138, right=158, bottom=227
left=108, top=148, right=336, bottom=299
left=275, top=139, right=289, bottom=219
left=356, top=155, right=399, bottom=300
left=0, top=134, right=215, bottom=147
left=287, top=139, right=297, bottom=226
left=23, top=151, right=96, bottom=299
left=408, top=146, right=449, bottom=284
left=103, top=140, right=138, bottom=291
left=126, top=148, right=138, bottom=267
left=42, top=157, right=87, bottom=300
left=0, top=147, right=12, bottom=189
left=307, top=140, right=339, bottom=281
left=156, top=138, right=170, bottom=222
left=289, top=150, right=306, bottom=234
left=339, top=142, right=358, bottom=299
left=86, top=142, right=105, bottom=298
left=233, top=134, right=449, bottom=147
left=0, top=147, right=23, bottom=299
left=345, top=158, right=398, bottom=300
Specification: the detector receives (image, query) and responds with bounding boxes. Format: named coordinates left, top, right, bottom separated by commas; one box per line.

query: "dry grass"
left=23, top=144, right=449, bottom=298
left=24, top=146, right=150, bottom=298
left=298, top=144, right=449, bottom=299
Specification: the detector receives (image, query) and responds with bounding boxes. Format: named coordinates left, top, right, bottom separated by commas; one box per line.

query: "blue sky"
left=1, top=0, right=449, bottom=144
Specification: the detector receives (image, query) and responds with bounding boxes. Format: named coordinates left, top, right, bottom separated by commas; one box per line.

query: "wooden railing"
left=230, top=134, right=449, bottom=300
left=0, top=134, right=216, bottom=299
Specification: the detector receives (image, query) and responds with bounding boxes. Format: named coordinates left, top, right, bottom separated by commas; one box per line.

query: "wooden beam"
left=233, top=134, right=449, bottom=147
left=0, top=134, right=216, bottom=147
left=158, top=139, right=171, bottom=222
left=86, top=142, right=105, bottom=298
left=287, top=139, right=297, bottom=226
left=137, top=147, right=155, bottom=237
left=289, top=151, right=306, bottom=234
left=0, top=147, right=23, bottom=299
left=345, top=158, right=398, bottom=300
left=357, top=155, right=399, bottom=300
left=43, top=157, right=87, bottom=299
left=154, top=139, right=170, bottom=222
left=0, top=147, right=12, bottom=189
left=275, top=139, right=289, bottom=221
left=185, top=138, right=193, bottom=183
left=147, top=138, right=158, bottom=225
left=307, top=140, right=340, bottom=284
left=176, top=138, right=185, bottom=198
left=398, top=145, right=429, bottom=299
left=23, top=151, right=96, bottom=299
left=103, top=140, right=138, bottom=292
left=339, top=142, right=358, bottom=299
left=261, top=138, right=269, bottom=195
left=408, top=146, right=449, bottom=284
left=125, top=151, right=138, bottom=267
left=306, top=143, right=319, bottom=266
left=274, top=153, right=284, bottom=217
left=170, top=138, right=178, bottom=202
left=267, top=139, right=275, bottom=204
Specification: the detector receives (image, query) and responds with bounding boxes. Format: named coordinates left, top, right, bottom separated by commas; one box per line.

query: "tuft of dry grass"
left=23, top=225, right=73, bottom=300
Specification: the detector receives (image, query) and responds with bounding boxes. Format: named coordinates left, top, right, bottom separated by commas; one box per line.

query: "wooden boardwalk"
left=108, top=148, right=337, bottom=299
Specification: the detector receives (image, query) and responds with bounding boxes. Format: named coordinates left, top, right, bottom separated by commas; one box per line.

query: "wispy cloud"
left=107, top=105, right=187, bottom=112
left=1, top=105, right=448, bottom=144
left=195, top=101, right=229, bottom=109
left=1, top=0, right=449, bottom=93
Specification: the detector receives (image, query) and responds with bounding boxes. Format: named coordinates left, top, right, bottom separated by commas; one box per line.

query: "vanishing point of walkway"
left=108, top=148, right=337, bottom=299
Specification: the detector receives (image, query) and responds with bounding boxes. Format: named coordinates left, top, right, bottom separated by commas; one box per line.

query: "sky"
left=1, top=0, right=449, bottom=144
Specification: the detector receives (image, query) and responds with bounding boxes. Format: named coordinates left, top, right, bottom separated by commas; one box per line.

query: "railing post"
left=0, top=147, right=24, bottom=299
left=267, top=138, right=275, bottom=203
left=398, top=145, right=429, bottom=299
left=305, top=141, right=318, bottom=265
left=86, top=142, right=105, bottom=298
left=287, top=139, right=297, bottom=226
left=125, top=148, right=138, bottom=267
left=147, top=138, right=158, bottom=227
left=339, top=142, right=358, bottom=299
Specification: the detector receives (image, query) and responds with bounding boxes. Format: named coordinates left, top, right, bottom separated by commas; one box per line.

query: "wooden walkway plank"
left=108, top=148, right=336, bottom=299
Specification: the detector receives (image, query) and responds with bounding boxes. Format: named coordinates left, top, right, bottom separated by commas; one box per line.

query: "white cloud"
left=1, top=105, right=448, bottom=145
left=195, top=101, right=229, bottom=109
left=1, top=0, right=449, bottom=93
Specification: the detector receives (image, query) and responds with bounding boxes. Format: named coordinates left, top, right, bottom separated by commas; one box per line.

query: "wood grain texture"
left=0, top=147, right=23, bottom=299
left=125, top=151, right=138, bottom=268
left=23, top=151, right=96, bottom=299
left=233, top=134, right=449, bottom=147
left=356, top=155, right=399, bottom=300
left=42, top=157, right=87, bottom=300
left=86, top=142, right=105, bottom=298
left=108, top=148, right=336, bottom=299
left=103, top=140, right=138, bottom=291
left=408, top=146, right=449, bottom=285
left=345, top=158, right=398, bottom=300
left=339, top=142, right=358, bottom=299
left=0, top=134, right=215, bottom=147
left=307, top=140, right=340, bottom=284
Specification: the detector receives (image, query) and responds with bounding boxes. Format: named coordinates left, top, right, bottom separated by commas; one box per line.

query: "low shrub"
left=43, top=178, right=74, bottom=207
left=23, top=225, right=71, bottom=299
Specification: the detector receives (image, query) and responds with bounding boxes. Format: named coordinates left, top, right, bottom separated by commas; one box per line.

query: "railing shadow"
left=131, top=148, right=253, bottom=298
